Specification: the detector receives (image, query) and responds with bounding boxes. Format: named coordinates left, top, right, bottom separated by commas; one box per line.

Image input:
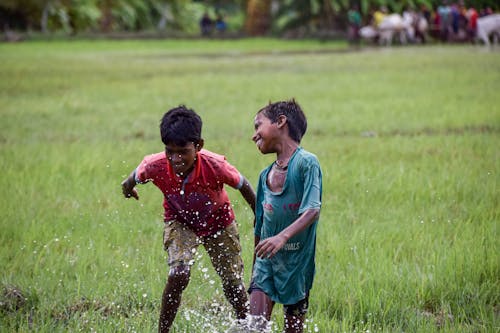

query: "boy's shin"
left=158, top=266, right=191, bottom=333
left=223, top=282, right=249, bottom=319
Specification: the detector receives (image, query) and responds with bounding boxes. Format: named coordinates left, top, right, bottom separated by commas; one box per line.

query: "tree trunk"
left=41, top=1, right=50, bottom=34
left=322, top=0, right=336, bottom=30
left=158, top=12, right=167, bottom=31
left=99, top=0, right=113, bottom=33
left=244, top=0, right=272, bottom=36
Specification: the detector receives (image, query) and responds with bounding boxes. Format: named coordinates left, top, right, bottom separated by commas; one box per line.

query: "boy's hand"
left=255, top=209, right=320, bottom=259
left=121, top=179, right=139, bottom=200
left=255, top=234, right=287, bottom=259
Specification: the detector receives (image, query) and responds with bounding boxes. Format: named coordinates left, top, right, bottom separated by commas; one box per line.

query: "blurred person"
left=200, top=11, right=213, bottom=36
left=347, top=4, right=362, bottom=45
left=403, top=6, right=418, bottom=42
left=458, top=2, right=469, bottom=40
left=467, top=6, right=479, bottom=42
left=215, top=12, right=227, bottom=34
left=438, top=0, right=451, bottom=41
left=451, top=3, right=460, bottom=38
left=421, top=4, right=432, bottom=24
left=416, top=5, right=432, bottom=43
left=373, top=5, right=388, bottom=28
left=121, top=105, right=256, bottom=333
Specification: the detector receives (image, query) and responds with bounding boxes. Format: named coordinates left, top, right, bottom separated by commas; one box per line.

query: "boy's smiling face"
left=165, top=141, right=202, bottom=177
left=252, top=112, right=278, bottom=154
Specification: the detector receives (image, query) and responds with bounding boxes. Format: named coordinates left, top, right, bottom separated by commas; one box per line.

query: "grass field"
left=0, top=39, right=499, bottom=332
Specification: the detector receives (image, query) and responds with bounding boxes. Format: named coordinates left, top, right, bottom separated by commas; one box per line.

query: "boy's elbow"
left=308, top=208, right=320, bottom=221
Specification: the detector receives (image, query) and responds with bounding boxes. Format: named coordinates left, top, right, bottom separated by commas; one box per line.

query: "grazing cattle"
left=378, top=14, right=409, bottom=45
left=477, top=14, right=500, bottom=46
left=359, top=13, right=428, bottom=46
left=359, top=25, right=378, bottom=39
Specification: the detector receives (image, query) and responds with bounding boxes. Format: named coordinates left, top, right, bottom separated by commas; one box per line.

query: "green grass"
left=0, top=39, right=499, bottom=332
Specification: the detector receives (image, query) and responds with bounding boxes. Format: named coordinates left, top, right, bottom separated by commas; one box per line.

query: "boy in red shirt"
left=121, top=105, right=256, bottom=333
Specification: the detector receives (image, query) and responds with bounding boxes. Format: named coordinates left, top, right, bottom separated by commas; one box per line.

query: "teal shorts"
left=249, top=254, right=311, bottom=306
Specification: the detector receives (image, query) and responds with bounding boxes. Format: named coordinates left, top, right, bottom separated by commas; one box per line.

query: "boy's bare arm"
left=121, top=171, right=139, bottom=200
left=255, top=208, right=319, bottom=259
left=238, top=176, right=256, bottom=215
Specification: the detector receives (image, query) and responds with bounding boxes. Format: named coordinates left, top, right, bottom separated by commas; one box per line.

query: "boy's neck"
left=176, top=166, right=194, bottom=180
left=275, top=142, right=299, bottom=167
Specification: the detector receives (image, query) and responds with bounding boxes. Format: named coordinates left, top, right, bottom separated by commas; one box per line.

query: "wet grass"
left=0, top=39, right=499, bottom=332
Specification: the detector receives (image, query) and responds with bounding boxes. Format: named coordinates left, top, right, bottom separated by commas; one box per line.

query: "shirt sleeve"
left=298, top=156, right=322, bottom=215
left=135, top=155, right=153, bottom=184
left=219, top=158, right=243, bottom=189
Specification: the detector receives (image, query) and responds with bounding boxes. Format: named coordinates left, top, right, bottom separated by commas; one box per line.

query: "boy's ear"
left=277, top=114, right=287, bottom=128
left=195, top=139, right=204, bottom=151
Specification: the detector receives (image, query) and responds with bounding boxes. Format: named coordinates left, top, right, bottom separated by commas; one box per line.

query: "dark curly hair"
left=160, top=105, right=202, bottom=146
left=258, top=99, right=307, bottom=143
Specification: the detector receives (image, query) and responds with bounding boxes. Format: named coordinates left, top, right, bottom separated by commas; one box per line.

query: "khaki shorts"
left=163, top=220, right=244, bottom=285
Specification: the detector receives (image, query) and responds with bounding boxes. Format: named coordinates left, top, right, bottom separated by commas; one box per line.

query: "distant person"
left=416, top=5, right=431, bottom=43
left=200, top=11, right=213, bottom=36
left=466, top=6, right=479, bottom=42
left=373, top=6, right=388, bottom=28
left=451, top=3, right=460, bottom=37
left=215, top=13, right=227, bottom=34
left=403, top=6, right=418, bottom=42
left=421, top=4, right=432, bottom=24
left=121, top=105, right=256, bottom=333
left=248, top=99, right=322, bottom=333
left=437, top=0, right=451, bottom=41
left=347, top=5, right=362, bottom=45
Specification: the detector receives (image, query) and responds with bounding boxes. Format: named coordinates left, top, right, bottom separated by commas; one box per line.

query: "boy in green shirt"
left=249, top=99, right=322, bottom=333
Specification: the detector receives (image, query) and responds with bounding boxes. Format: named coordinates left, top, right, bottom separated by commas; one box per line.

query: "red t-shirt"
left=135, top=149, right=243, bottom=236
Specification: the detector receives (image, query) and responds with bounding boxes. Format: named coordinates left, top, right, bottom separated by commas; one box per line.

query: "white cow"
left=378, top=14, right=409, bottom=45
left=359, top=13, right=428, bottom=46
left=477, top=14, right=500, bottom=46
left=359, top=15, right=407, bottom=46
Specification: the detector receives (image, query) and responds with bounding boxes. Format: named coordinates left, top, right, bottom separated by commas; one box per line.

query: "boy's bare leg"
left=158, top=265, right=191, bottom=333
left=222, top=282, right=248, bottom=319
left=284, top=313, right=305, bottom=333
left=249, top=289, right=274, bottom=329
left=205, top=224, right=249, bottom=320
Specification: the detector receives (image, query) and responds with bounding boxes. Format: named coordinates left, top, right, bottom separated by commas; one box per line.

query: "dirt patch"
left=0, top=285, right=27, bottom=314
left=51, top=297, right=114, bottom=321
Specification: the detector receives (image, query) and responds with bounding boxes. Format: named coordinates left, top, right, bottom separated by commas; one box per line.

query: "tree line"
left=1, top=0, right=498, bottom=37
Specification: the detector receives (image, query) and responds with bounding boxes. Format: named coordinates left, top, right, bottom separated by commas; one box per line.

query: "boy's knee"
left=168, top=265, right=191, bottom=290
left=284, top=296, right=309, bottom=317
left=221, top=272, right=245, bottom=289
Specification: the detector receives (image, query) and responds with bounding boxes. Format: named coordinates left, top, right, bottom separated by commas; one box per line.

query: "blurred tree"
left=67, top=0, right=101, bottom=33
left=155, top=1, right=173, bottom=31
left=0, top=0, right=45, bottom=30
left=1, top=0, right=499, bottom=34
left=244, top=0, right=272, bottom=36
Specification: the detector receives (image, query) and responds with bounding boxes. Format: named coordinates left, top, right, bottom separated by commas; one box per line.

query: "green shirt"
left=348, top=10, right=362, bottom=26
left=253, top=147, right=322, bottom=304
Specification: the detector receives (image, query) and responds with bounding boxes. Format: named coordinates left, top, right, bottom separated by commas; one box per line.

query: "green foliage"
left=69, top=0, right=102, bottom=32
left=112, top=0, right=147, bottom=30
left=1, top=0, right=499, bottom=34
left=0, top=40, right=499, bottom=332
